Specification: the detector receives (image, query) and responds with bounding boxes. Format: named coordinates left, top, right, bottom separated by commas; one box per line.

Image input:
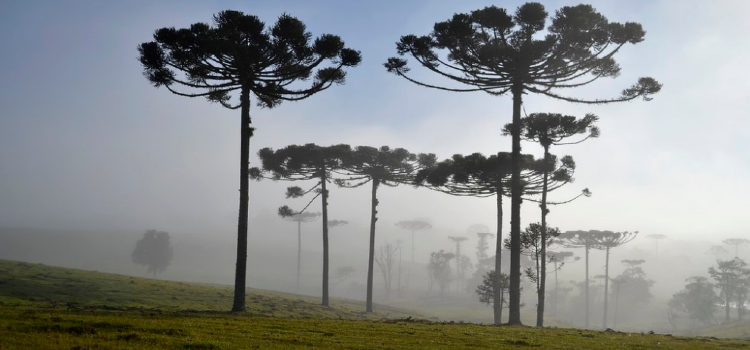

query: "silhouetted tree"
left=448, top=236, right=469, bottom=294
left=416, top=152, right=530, bottom=324
left=645, top=234, right=668, bottom=256
left=337, top=146, right=435, bottom=312
left=332, top=266, right=355, bottom=287
left=375, top=242, right=399, bottom=300
left=610, top=259, right=653, bottom=327
left=504, top=112, right=597, bottom=326
left=597, top=231, right=638, bottom=329
left=547, top=251, right=578, bottom=316
left=394, top=220, right=433, bottom=263
left=477, top=269, right=510, bottom=316
left=132, top=229, right=173, bottom=279
left=255, top=143, right=350, bottom=306
left=723, top=238, right=750, bottom=258
left=709, top=257, right=750, bottom=323
left=670, top=277, right=720, bottom=327
left=386, top=3, right=661, bottom=324
left=427, top=250, right=455, bottom=296
left=139, top=11, right=361, bottom=311
left=277, top=208, right=320, bottom=292
left=707, top=245, right=730, bottom=256
left=558, top=230, right=606, bottom=328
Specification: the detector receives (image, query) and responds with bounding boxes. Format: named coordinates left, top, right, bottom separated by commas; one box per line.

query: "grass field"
left=2, top=259, right=750, bottom=349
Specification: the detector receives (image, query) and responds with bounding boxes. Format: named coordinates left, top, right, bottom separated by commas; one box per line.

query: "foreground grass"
left=2, top=259, right=750, bottom=349
left=3, top=306, right=749, bottom=350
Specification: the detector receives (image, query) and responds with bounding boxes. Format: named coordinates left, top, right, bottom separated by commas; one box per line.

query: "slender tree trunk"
left=613, top=284, right=620, bottom=328
left=585, top=243, right=590, bottom=328
left=603, top=246, right=611, bottom=329
left=398, top=244, right=402, bottom=298
left=232, top=86, right=251, bottom=312
left=412, top=230, right=415, bottom=264
left=455, top=242, right=461, bottom=295
left=537, top=146, right=550, bottom=327
left=494, top=187, right=504, bottom=324
left=321, top=175, right=330, bottom=306
left=508, top=85, right=524, bottom=325
left=726, top=295, right=731, bottom=323
left=296, top=220, right=301, bottom=292
left=366, top=179, right=380, bottom=313
left=554, top=261, right=559, bottom=317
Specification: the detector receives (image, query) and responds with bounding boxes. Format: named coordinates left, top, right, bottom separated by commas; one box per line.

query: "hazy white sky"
left=1, top=0, right=749, bottom=249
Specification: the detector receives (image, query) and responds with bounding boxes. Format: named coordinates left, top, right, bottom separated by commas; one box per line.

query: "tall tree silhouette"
left=597, top=230, right=638, bottom=329
left=139, top=11, right=361, bottom=312
left=386, top=3, right=661, bottom=324
left=505, top=112, right=597, bottom=326
left=448, top=236, right=469, bottom=294
left=277, top=209, right=320, bottom=293
left=394, top=220, right=432, bottom=264
left=547, top=251, right=578, bottom=316
left=132, top=229, right=173, bottom=279
left=723, top=238, right=750, bottom=258
left=646, top=234, right=668, bottom=256
left=254, top=143, right=349, bottom=306
left=337, top=146, right=435, bottom=312
left=558, top=230, right=606, bottom=328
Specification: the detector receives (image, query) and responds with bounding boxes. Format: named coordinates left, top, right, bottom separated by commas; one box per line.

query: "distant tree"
left=558, top=230, right=607, bottom=328
left=610, top=259, right=653, bottom=327
left=427, top=250, right=455, bottom=296
left=669, top=277, right=720, bottom=327
left=132, top=230, right=173, bottom=278
left=448, top=236, right=470, bottom=294
left=707, top=245, right=730, bottom=256
left=139, top=11, right=361, bottom=312
left=394, top=220, right=432, bottom=264
left=597, top=231, right=638, bottom=329
left=504, top=112, right=597, bottom=327
left=547, top=251, right=579, bottom=316
left=467, top=231, right=495, bottom=294
left=337, top=146, right=435, bottom=312
left=331, top=266, right=355, bottom=287
left=708, top=257, right=750, bottom=323
left=255, top=143, right=350, bottom=306
left=645, top=234, right=668, bottom=256
left=477, top=269, right=510, bottom=315
left=386, top=3, right=661, bottom=324
left=723, top=238, right=750, bottom=258
left=277, top=208, right=320, bottom=292
left=374, top=242, right=399, bottom=300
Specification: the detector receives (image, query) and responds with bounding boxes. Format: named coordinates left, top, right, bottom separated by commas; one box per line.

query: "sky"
left=1, top=0, right=749, bottom=256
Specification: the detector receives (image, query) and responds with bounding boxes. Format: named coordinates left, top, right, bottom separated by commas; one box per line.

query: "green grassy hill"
left=1, top=259, right=750, bottom=349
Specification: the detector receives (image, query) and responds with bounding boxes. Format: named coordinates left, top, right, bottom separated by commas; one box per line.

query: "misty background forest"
left=2, top=0, right=750, bottom=342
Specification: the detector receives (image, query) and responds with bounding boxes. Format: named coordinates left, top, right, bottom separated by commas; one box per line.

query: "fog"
left=2, top=0, right=750, bottom=333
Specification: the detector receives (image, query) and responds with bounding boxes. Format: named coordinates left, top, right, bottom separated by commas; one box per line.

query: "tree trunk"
left=508, top=86, right=524, bottom=325
left=493, top=186, right=504, bottom=324
left=613, top=283, right=620, bottom=328
left=726, top=296, right=731, bottom=323
left=412, top=230, right=415, bottom=264
left=585, top=243, right=590, bottom=328
left=537, top=146, right=550, bottom=327
left=603, top=246, right=611, bottom=329
left=398, top=245, right=402, bottom=298
left=296, top=220, right=301, bottom=292
left=366, top=179, right=380, bottom=313
left=455, top=242, right=461, bottom=295
left=232, top=86, right=251, bottom=312
left=321, top=175, right=330, bottom=306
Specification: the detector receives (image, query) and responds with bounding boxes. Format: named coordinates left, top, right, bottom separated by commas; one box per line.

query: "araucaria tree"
left=394, top=220, right=433, bottom=264
left=132, top=229, right=174, bottom=278
left=723, top=238, right=750, bottom=258
left=645, top=234, right=668, bottom=256
left=558, top=230, right=605, bottom=328
left=597, top=231, right=638, bottom=329
left=374, top=242, right=399, bottom=300
left=547, top=251, right=578, bottom=316
left=254, top=143, right=349, bottom=306
left=448, top=236, right=469, bottom=294
left=708, top=257, right=750, bottom=323
left=276, top=209, right=320, bottom=293
left=337, top=146, right=435, bottom=312
left=139, top=11, right=361, bottom=312
left=505, top=112, right=597, bottom=327
left=386, top=3, right=661, bottom=324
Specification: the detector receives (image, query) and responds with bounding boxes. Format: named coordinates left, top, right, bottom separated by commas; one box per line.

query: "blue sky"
left=1, top=0, right=749, bottom=250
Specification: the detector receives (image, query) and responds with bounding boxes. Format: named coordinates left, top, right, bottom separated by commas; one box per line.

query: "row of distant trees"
left=137, top=1, right=661, bottom=326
